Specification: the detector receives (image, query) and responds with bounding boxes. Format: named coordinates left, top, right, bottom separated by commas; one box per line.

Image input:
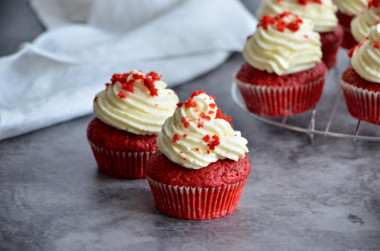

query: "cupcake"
left=351, top=0, right=380, bottom=44
left=341, top=24, right=380, bottom=125
left=87, top=70, right=178, bottom=179
left=236, top=12, right=327, bottom=116
left=146, top=91, right=250, bottom=220
left=257, top=0, right=343, bottom=69
left=334, top=0, right=369, bottom=49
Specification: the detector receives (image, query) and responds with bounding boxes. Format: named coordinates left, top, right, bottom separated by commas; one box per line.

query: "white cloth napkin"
left=0, top=0, right=257, bottom=141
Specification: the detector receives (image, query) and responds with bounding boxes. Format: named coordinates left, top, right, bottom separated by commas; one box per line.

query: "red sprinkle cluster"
left=203, top=134, right=221, bottom=150
left=109, top=71, right=161, bottom=99
left=257, top=12, right=303, bottom=33
left=369, top=0, right=380, bottom=8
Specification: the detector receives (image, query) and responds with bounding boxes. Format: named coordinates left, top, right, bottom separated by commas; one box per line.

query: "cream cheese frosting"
left=350, top=23, right=380, bottom=83
left=157, top=91, right=248, bottom=170
left=257, top=0, right=338, bottom=32
left=334, top=0, right=369, bottom=16
left=94, top=70, right=178, bottom=135
left=351, top=2, right=380, bottom=42
left=243, top=12, right=322, bottom=76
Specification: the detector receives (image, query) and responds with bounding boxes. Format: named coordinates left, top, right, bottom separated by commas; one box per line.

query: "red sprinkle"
left=177, top=103, right=184, bottom=108
left=118, top=91, right=127, bottom=99
left=190, top=90, right=207, bottom=98
left=195, top=147, right=200, bottom=152
left=181, top=117, right=190, bottom=128
left=172, top=133, right=180, bottom=143
left=207, top=150, right=210, bottom=154
left=374, top=41, right=380, bottom=49
left=183, top=134, right=188, bottom=138
left=105, top=83, right=111, bottom=91
left=200, top=112, right=211, bottom=121
left=203, top=135, right=211, bottom=142
left=207, top=135, right=220, bottom=150
left=94, top=96, right=98, bottom=102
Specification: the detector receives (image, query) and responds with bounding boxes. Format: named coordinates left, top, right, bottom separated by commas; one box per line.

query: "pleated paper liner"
left=341, top=80, right=380, bottom=125
left=89, top=140, right=155, bottom=179
left=235, top=76, right=325, bottom=116
left=147, top=177, right=247, bottom=220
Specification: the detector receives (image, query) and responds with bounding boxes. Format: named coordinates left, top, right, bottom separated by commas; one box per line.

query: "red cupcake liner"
left=147, top=177, right=247, bottom=220
left=235, top=76, right=325, bottom=116
left=341, top=80, right=380, bottom=125
left=88, top=140, right=155, bottom=179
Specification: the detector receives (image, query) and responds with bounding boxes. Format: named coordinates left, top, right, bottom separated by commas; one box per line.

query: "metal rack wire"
left=231, top=83, right=380, bottom=142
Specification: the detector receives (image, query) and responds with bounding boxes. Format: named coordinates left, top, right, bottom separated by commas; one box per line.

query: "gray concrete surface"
left=0, top=1, right=379, bottom=250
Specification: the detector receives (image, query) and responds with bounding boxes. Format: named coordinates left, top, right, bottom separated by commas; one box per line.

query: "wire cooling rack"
left=231, top=83, right=380, bottom=142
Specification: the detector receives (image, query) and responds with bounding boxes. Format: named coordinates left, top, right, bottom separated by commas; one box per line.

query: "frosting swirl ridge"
left=351, top=1, right=380, bottom=42
left=157, top=91, right=248, bottom=169
left=243, top=12, right=322, bottom=75
left=351, top=24, right=380, bottom=83
left=94, top=70, right=178, bottom=135
left=334, top=0, right=369, bottom=16
left=257, top=0, right=338, bottom=32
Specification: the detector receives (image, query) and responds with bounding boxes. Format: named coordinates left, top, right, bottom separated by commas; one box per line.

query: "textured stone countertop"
left=0, top=1, right=379, bottom=250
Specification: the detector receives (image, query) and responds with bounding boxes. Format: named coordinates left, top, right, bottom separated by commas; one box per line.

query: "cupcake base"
left=341, top=68, right=380, bottom=125
left=147, top=177, right=247, bottom=220
left=320, top=25, right=344, bottom=69
left=235, top=62, right=327, bottom=116
left=146, top=152, right=251, bottom=220
left=89, top=140, right=155, bottom=179
left=87, top=118, right=158, bottom=179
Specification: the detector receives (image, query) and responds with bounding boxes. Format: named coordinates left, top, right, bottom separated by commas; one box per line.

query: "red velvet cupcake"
left=87, top=70, right=178, bottom=179
left=341, top=24, right=380, bottom=125
left=236, top=12, right=327, bottom=116
left=256, top=0, right=343, bottom=69
left=146, top=91, right=250, bottom=220
left=334, top=0, right=369, bottom=49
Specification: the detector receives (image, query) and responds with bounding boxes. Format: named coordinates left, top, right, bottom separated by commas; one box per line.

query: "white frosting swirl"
left=351, top=4, right=380, bottom=42
left=243, top=13, right=322, bottom=75
left=157, top=92, right=248, bottom=170
left=334, top=0, right=369, bottom=16
left=351, top=24, right=380, bottom=83
left=257, top=0, right=338, bottom=32
left=94, top=70, right=178, bottom=135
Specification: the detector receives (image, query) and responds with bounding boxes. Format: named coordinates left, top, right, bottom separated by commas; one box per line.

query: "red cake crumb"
left=172, top=133, right=180, bottom=143
left=146, top=152, right=251, bottom=187
left=87, top=118, right=158, bottom=152
left=183, top=134, right=188, bottom=138
left=109, top=71, right=161, bottom=97
left=118, top=91, right=127, bottom=99
left=94, top=96, right=98, bottom=102
left=258, top=12, right=303, bottom=33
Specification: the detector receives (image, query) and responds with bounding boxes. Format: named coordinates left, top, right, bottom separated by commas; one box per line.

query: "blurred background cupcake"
left=341, top=23, right=380, bottom=125
left=351, top=0, right=380, bottom=44
left=334, top=0, right=370, bottom=49
left=87, top=70, right=178, bottom=179
left=236, top=12, right=327, bottom=116
left=256, top=0, right=343, bottom=69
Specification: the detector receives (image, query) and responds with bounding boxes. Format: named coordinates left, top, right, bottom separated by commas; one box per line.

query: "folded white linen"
left=0, top=0, right=257, bottom=141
